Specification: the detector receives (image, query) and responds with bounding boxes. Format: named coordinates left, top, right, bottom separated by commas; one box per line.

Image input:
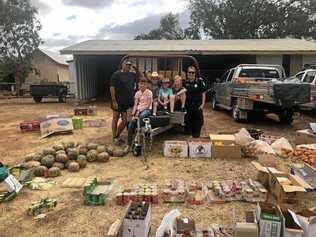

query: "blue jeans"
left=128, top=109, right=151, bottom=146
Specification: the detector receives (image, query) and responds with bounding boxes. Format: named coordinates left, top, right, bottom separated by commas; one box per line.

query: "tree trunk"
left=15, top=70, right=22, bottom=96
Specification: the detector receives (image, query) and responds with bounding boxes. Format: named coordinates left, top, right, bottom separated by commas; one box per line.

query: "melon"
left=68, top=161, right=80, bottom=172
left=87, top=150, right=98, bottom=162
left=24, top=153, right=36, bottom=162
left=65, top=160, right=72, bottom=169
left=48, top=167, right=61, bottom=177
left=67, top=148, right=78, bottom=160
left=87, top=143, right=98, bottom=150
left=52, top=162, right=65, bottom=170
left=62, top=141, right=75, bottom=149
left=34, top=166, right=48, bottom=177
left=97, top=152, right=110, bottom=162
left=33, top=153, right=43, bottom=162
left=56, top=150, right=66, bottom=155
left=78, top=145, right=88, bottom=155
left=105, top=147, right=114, bottom=156
left=55, top=153, right=68, bottom=163
left=22, top=161, right=41, bottom=169
left=53, top=144, right=64, bottom=151
left=97, top=145, right=106, bottom=153
left=77, top=155, right=87, bottom=168
left=41, top=155, right=55, bottom=168
left=43, top=148, right=56, bottom=156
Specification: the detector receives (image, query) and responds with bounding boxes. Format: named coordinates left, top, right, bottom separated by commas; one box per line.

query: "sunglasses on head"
left=188, top=71, right=196, bottom=74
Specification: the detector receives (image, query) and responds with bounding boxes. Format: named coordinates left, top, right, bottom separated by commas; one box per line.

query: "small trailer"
left=30, top=84, right=68, bottom=103
left=118, top=55, right=202, bottom=157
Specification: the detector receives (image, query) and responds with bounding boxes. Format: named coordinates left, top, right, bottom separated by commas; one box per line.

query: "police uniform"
left=184, top=78, right=207, bottom=138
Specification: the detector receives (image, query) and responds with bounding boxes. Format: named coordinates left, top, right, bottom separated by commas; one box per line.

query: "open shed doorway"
left=187, top=55, right=257, bottom=85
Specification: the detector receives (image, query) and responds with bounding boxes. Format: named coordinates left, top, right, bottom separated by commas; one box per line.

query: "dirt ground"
left=0, top=98, right=315, bottom=237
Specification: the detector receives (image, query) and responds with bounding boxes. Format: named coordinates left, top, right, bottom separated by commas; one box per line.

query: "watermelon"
left=67, top=148, right=78, bottom=160
left=53, top=144, right=64, bottom=151
left=97, top=145, right=106, bottom=153
left=24, top=153, right=36, bottom=162
left=77, top=155, right=87, bottom=168
left=22, top=161, right=41, bottom=169
left=62, top=141, right=75, bottom=149
left=97, top=152, right=110, bottom=162
left=78, top=145, right=88, bottom=155
left=48, top=167, right=61, bottom=177
left=87, top=143, right=98, bottom=150
left=34, top=166, right=48, bottom=177
left=32, top=153, right=43, bottom=162
left=43, top=148, right=56, bottom=156
left=41, top=155, right=55, bottom=168
left=52, top=162, right=65, bottom=170
left=55, top=153, right=68, bottom=163
left=87, top=150, right=98, bottom=162
left=68, top=162, right=80, bottom=172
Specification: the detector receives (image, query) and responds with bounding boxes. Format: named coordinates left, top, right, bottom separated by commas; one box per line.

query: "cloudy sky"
left=31, top=0, right=190, bottom=52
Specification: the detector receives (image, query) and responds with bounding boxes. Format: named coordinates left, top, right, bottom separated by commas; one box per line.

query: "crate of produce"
left=162, top=180, right=186, bottom=203
left=83, top=177, right=112, bottom=206
left=20, top=120, right=40, bottom=132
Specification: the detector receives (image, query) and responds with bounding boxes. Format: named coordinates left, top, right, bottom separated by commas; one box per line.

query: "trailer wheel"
left=211, top=95, right=219, bottom=111
left=232, top=104, right=241, bottom=122
left=33, top=97, right=42, bottom=103
left=279, top=110, right=294, bottom=124
left=58, top=96, right=66, bottom=103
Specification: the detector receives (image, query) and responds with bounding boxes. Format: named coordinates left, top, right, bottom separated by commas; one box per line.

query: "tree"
left=0, top=0, right=42, bottom=95
left=135, top=13, right=200, bottom=40
left=188, top=0, right=316, bottom=39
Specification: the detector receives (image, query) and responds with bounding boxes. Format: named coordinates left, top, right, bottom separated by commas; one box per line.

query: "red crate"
left=74, top=108, right=88, bottom=116
left=20, top=121, right=40, bottom=132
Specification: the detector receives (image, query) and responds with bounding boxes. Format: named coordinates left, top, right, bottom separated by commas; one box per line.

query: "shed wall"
left=256, top=55, right=283, bottom=65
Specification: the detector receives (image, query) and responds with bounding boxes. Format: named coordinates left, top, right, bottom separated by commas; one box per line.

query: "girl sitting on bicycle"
left=125, top=78, right=153, bottom=152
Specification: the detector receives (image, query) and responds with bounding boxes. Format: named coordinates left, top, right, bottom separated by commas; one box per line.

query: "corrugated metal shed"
left=61, top=39, right=316, bottom=55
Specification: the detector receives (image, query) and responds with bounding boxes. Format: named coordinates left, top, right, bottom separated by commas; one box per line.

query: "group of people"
left=110, top=60, right=207, bottom=152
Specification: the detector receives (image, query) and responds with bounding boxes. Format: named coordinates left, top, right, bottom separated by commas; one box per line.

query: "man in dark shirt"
left=110, top=61, right=136, bottom=145
left=184, top=66, right=207, bottom=138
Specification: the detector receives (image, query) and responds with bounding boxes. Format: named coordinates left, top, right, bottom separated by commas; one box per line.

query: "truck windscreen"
left=239, top=69, right=280, bottom=79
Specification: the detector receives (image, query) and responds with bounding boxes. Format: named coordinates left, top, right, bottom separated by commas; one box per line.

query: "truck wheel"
left=212, top=95, right=219, bottom=111
left=279, top=110, right=294, bottom=124
left=33, top=97, right=42, bottom=103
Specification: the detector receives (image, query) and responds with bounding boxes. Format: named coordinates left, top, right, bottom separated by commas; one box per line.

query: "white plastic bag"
left=235, top=128, right=254, bottom=147
left=271, top=137, right=293, bottom=156
left=156, top=209, right=181, bottom=237
left=245, top=140, right=275, bottom=158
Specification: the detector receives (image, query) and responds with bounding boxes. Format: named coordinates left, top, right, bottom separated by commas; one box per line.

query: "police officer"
left=184, top=66, right=207, bottom=138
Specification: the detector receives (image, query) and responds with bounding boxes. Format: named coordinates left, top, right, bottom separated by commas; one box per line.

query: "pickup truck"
left=287, top=66, right=316, bottom=110
left=212, top=64, right=314, bottom=124
left=30, top=84, right=68, bottom=103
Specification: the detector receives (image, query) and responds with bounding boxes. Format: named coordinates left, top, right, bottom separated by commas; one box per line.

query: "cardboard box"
left=256, top=202, right=282, bottom=237
left=175, top=217, right=196, bottom=237
left=40, top=117, right=73, bottom=138
left=281, top=209, right=303, bottom=237
left=209, top=134, right=241, bottom=159
left=123, top=202, right=151, bottom=237
left=296, top=207, right=316, bottom=237
left=268, top=171, right=309, bottom=204
left=234, top=222, right=258, bottom=237
left=295, top=129, right=316, bottom=145
left=251, top=162, right=284, bottom=188
left=290, top=163, right=316, bottom=191
left=163, top=141, right=188, bottom=158
left=188, top=138, right=212, bottom=158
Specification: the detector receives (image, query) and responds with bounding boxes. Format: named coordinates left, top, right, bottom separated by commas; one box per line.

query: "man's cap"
left=151, top=71, right=159, bottom=77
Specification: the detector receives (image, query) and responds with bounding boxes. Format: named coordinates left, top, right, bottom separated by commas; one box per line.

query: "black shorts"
left=111, top=104, right=131, bottom=113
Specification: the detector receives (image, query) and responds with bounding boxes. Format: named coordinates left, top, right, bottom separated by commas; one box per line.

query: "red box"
left=20, top=120, right=40, bottom=132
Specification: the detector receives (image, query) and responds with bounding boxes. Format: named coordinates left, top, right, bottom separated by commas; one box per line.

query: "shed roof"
left=40, top=49, right=68, bottom=65
left=60, top=39, right=316, bottom=55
